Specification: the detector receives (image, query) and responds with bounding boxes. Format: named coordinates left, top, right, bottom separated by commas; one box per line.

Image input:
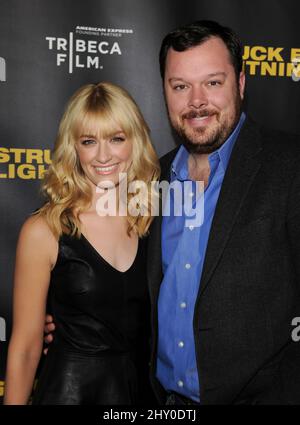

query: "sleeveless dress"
left=31, top=233, right=152, bottom=405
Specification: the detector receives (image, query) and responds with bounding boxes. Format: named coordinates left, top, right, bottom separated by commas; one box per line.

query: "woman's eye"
left=111, top=136, right=125, bottom=143
left=81, top=139, right=95, bottom=145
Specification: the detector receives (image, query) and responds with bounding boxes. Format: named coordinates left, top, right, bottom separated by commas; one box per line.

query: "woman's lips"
left=94, top=164, right=119, bottom=175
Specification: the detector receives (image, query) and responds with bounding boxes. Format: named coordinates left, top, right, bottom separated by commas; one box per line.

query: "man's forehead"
left=165, top=39, right=233, bottom=74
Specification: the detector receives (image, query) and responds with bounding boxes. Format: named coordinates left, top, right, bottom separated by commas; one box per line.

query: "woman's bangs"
left=74, top=110, right=130, bottom=140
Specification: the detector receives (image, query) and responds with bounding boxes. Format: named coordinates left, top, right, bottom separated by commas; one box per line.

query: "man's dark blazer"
left=147, top=117, right=300, bottom=404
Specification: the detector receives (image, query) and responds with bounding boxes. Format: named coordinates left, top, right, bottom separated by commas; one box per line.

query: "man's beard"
left=171, top=94, right=242, bottom=155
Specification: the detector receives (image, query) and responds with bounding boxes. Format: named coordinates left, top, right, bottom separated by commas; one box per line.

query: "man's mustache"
left=182, top=110, right=218, bottom=120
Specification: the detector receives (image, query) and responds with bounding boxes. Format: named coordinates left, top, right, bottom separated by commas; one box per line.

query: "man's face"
left=164, top=37, right=245, bottom=154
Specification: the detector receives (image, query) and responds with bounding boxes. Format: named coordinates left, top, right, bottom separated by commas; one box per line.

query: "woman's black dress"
left=32, top=233, right=152, bottom=405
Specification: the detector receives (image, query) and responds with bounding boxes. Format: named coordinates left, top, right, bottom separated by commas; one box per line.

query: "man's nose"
left=188, top=85, right=208, bottom=109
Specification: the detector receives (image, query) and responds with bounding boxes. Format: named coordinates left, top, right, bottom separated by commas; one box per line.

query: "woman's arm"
left=4, top=216, right=58, bottom=405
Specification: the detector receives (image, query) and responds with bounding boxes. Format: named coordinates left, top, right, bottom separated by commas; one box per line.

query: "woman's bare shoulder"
left=18, top=215, right=58, bottom=264
left=20, top=215, right=56, bottom=239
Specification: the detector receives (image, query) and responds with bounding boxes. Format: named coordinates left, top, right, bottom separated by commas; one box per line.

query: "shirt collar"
left=171, top=112, right=246, bottom=182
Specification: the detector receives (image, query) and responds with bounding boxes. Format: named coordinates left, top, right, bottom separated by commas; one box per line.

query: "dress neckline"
left=80, top=233, right=139, bottom=274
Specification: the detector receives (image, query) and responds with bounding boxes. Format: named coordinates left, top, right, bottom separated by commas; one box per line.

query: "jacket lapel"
left=198, top=118, right=263, bottom=297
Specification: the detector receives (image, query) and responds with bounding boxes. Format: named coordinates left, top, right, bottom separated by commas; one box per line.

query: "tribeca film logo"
left=45, top=29, right=126, bottom=74
left=0, top=57, right=6, bottom=82
left=0, top=317, right=6, bottom=342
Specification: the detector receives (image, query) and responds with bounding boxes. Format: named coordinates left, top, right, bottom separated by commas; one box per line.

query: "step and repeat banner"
left=0, top=0, right=299, bottom=401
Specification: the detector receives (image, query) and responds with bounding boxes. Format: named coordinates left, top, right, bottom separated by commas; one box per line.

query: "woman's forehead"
left=75, top=114, right=125, bottom=138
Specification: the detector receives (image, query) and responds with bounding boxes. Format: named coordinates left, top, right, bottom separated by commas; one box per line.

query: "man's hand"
left=43, top=314, right=55, bottom=355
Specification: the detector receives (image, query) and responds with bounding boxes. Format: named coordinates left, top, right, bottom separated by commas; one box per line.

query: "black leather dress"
left=32, top=233, right=152, bottom=405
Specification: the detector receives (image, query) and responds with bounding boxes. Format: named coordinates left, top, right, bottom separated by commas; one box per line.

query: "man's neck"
left=188, top=152, right=211, bottom=187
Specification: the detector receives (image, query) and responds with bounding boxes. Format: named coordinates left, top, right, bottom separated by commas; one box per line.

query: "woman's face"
left=75, top=123, right=133, bottom=190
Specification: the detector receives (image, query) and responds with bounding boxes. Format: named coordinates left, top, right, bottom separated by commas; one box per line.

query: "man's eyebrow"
left=168, top=72, right=227, bottom=82
left=205, top=72, right=227, bottom=78
left=168, top=77, right=185, bottom=82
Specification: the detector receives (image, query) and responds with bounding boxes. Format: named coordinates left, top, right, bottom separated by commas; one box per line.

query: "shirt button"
left=185, top=263, right=191, bottom=269
left=178, top=341, right=184, bottom=348
left=189, top=192, right=194, bottom=197
left=189, top=225, right=194, bottom=231
left=177, top=380, right=184, bottom=388
left=180, top=302, right=187, bottom=309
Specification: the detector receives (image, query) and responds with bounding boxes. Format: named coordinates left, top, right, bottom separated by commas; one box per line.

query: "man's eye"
left=208, top=80, right=221, bottom=86
left=173, top=84, right=187, bottom=91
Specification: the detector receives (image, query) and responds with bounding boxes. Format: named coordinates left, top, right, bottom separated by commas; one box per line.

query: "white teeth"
left=95, top=165, right=117, bottom=172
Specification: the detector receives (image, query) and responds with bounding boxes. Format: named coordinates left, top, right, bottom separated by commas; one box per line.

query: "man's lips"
left=182, top=110, right=217, bottom=120
left=182, top=111, right=217, bottom=127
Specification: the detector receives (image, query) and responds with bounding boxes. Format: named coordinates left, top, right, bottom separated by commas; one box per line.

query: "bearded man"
left=147, top=20, right=300, bottom=405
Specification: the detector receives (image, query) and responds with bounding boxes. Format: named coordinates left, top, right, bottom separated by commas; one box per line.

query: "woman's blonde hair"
left=36, top=82, right=160, bottom=238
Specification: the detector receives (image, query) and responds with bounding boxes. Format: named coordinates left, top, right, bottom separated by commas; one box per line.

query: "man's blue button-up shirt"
left=157, top=113, right=246, bottom=402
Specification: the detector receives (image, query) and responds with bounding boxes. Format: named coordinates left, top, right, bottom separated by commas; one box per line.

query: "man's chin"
left=179, top=129, right=223, bottom=154
left=182, top=139, right=222, bottom=155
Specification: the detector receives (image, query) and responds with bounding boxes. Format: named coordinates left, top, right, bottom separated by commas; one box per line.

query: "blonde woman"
left=4, top=82, right=160, bottom=405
